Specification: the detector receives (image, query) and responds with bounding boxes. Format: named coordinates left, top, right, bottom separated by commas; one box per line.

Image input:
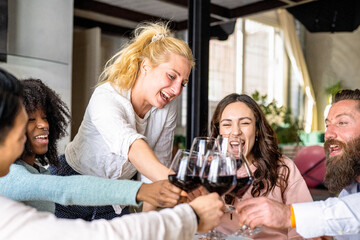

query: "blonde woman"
left=0, top=67, right=225, bottom=240
left=51, top=22, right=195, bottom=220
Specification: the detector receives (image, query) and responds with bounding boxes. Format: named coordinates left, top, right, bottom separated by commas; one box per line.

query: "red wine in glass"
left=199, top=149, right=237, bottom=239
left=168, top=149, right=202, bottom=193
left=168, top=174, right=201, bottom=192
left=224, top=156, right=253, bottom=206
left=201, top=175, right=236, bottom=196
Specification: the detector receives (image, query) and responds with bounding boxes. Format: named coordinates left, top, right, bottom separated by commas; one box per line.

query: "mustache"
left=324, top=137, right=360, bottom=195
left=324, top=139, right=346, bottom=156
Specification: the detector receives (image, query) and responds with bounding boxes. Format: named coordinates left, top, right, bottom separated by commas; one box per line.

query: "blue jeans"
left=49, top=154, right=130, bottom=221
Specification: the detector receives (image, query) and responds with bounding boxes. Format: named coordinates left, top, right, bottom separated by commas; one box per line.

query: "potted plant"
left=252, top=91, right=303, bottom=157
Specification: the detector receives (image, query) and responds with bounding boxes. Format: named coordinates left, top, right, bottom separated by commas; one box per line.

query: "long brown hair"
left=210, top=93, right=289, bottom=201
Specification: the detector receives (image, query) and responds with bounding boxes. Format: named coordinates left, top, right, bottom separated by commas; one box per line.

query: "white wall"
left=305, top=27, right=360, bottom=130
left=0, top=0, right=74, bottom=154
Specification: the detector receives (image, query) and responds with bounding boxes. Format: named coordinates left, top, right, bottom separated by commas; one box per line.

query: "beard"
left=324, top=137, right=360, bottom=195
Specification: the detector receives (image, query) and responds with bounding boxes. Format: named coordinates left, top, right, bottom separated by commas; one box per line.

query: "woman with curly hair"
left=51, top=21, right=194, bottom=219
left=21, top=78, right=70, bottom=167
left=210, top=93, right=313, bottom=239
left=0, top=78, right=183, bottom=215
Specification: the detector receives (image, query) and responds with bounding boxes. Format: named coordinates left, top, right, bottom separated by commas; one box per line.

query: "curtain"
left=277, top=9, right=318, bottom=132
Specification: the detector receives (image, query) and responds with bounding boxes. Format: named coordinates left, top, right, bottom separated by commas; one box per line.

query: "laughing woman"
left=211, top=93, right=313, bottom=239
left=0, top=79, right=182, bottom=215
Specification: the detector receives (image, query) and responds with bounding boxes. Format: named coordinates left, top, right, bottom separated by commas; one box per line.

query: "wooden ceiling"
left=74, top=0, right=315, bottom=36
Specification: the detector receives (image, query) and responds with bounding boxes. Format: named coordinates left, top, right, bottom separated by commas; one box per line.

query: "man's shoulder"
left=339, top=182, right=359, bottom=197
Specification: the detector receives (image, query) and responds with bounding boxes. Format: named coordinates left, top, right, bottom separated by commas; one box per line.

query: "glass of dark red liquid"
left=168, top=149, right=201, bottom=193
left=218, top=135, right=261, bottom=237
left=218, top=135, right=253, bottom=211
left=199, top=149, right=237, bottom=239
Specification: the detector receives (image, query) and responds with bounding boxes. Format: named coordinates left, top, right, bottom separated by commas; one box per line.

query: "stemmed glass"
left=231, top=156, right=261, bottom=237
left=218, top=135, right=261, bottom=237
left=168, top=137, right=220, bottom=201
left=168, top=149, right=201, bottom=193
left=218, top=135, right=252, bottom=210
left=188, top=137, right=221, bottom=188
left=199, top=149, right=237, bottom=239
left=189, top=137, right=220, bottom=168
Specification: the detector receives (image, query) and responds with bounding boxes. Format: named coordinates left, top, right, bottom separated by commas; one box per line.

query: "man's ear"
left=141, top=58, right=152, bottom=75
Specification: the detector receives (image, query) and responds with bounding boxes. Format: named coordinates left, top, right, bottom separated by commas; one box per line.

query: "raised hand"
left=189, top=192, right=224, bottom=232
left=136, top=180, right=182, bottom=208
left=236, top=196, right=291, bottom=229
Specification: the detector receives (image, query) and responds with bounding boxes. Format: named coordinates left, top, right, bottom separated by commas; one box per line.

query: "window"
left=176, top=16, right=308, bottom=136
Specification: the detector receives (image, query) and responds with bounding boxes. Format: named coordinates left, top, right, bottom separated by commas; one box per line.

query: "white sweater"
left=65, top=82, right=177, bottom=181
left=0, top=195, right=197, bottom=240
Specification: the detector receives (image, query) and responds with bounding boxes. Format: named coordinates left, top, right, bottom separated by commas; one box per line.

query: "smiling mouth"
left=34, top=135, right=49, bottom=144
left=329, top=144, right=341, bottom=155
left=35, top=135, right=48, bottom=139
left=160, top=90, right=171, bottom=102
left=229, top=140, right=245, bottom=153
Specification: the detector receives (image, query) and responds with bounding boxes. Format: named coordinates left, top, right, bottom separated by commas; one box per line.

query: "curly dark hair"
left=21, top=79, right=70, bottom=166
left=210, top=93, right=290, bottom=201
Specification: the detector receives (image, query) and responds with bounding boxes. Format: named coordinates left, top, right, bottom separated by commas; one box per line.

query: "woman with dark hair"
left=0, top=78, right=184, bottom=215
left=21, top=79, right=70, bottom=167
left=211, top=93, right=313, bottom=239
left=0, top=68, right=225, bottom=240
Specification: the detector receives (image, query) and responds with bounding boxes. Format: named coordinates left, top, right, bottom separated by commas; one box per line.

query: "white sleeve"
left=0, top=196, right=197, bottom=240
left=293, top=193, right=360, bottom=238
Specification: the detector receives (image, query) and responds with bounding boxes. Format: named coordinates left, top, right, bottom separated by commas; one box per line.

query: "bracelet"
left=189, top=206, right=200, bottom=225
left=290, top=204, right=296, bottom=228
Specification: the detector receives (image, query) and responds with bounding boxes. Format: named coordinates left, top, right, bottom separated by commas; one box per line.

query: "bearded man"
left=235, top=89, right=360, bottom=240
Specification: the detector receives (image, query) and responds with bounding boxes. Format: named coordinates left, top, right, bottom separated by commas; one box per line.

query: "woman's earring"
left=255, top=135, right=258, bottom=141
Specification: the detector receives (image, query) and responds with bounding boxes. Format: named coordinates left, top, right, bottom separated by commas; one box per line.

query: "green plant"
left=325, top=80, right=342, bottom=104
left=252, top=91, right=303, bottom=144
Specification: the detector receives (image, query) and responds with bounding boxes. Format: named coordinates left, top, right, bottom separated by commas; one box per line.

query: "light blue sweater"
left=0, top=159, right=142, bottom=213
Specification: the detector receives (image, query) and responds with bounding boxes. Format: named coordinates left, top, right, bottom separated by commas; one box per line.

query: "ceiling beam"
left=74, top=0, right=185, bottom=30
left=159, top=0, right=231, bottom=19
left=229, top=0, right=288, bottom=18
left=74, top=16, right=133, bottom=37
left=75, top=0, right=165, bottom=22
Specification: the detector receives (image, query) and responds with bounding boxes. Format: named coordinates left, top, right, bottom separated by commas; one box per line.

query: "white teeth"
left=229, top=140, right=245, bottom=146
left=161, top=90, right=170, bottom=99
left=330, top=144, right=339, bottom=148
left=35, top=135, right=48, bottom=139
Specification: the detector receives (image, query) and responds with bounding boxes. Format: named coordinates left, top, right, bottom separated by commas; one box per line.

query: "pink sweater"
left=217, top=157, right=313, bottom=240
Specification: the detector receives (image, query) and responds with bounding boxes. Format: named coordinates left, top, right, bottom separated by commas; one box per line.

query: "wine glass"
left=218, top=135, right=251, bottom=210
left=188, top=137, right=220, bottom=184
left=199, top=149, right=237, bottom=239
left=220, top=135, right=261, bottom=237
left=168, top=149, right=201, bottom=193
